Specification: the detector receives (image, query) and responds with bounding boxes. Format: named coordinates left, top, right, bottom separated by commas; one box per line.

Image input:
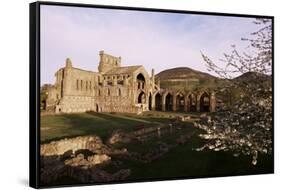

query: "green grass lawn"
left=40, top=111, right=273, bottom=182
left=111, top=136, right=273, bottom=180
left=40, top=111, right=199, bottom=143
left=40, top=112, right=160, bottom=143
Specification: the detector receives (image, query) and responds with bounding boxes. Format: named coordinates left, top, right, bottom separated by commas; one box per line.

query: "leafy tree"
left=196, top=18, right=272, bottom=165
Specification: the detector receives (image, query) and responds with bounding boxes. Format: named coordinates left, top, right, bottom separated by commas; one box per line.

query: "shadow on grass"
left=40, top=112, right=273, bottom=185
left=41, top=112, right=175, bottom=144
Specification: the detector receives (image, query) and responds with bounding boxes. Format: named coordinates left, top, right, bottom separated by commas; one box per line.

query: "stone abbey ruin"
left=44, top=51, right=216, bottom=114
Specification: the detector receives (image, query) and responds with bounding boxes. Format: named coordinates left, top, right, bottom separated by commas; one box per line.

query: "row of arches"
left=137, top=90, right=215, bottom=112
left=155, top=91, right=212, bottom=112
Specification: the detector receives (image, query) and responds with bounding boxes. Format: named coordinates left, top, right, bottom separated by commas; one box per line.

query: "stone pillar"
left=172, top=95, right=177, bottom=111
left=162, top=95, right=166, bottom=111
left=210, top=92, right=216, bottom=112
left=124, top=78, right=128, bottom=86
left=132, top=77, right=137, bottom=105
left=102, top=79, right=106, bottom=86
left=113, top=76, right=117, bottom=86
left=62, top=58, right=72, bottom=96
left=151, top=94, right=156, bottom=111
left=184, top=96, right=188, bottom=112
left=151, top=69, right=155, bottom=90
left=196, top=95, right=200, bottom=112
left=186, top=96, right=191, bottom=112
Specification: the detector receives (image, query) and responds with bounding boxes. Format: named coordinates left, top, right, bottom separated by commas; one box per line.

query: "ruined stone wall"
left=54, top=68, right=144, bottom=113
left=53, top=66, right=100, bottom=113
left=46, top=55, right=160, bottom=114
left=56, top=96, right=95, bottom=113
left=98, top=50, right=121, bottom=73
left=63, top=67, right=98, bottom=97
left=94, top=84, right=140, bottom=113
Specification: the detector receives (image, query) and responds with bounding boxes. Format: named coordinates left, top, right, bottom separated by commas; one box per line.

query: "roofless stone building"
left=45, top=51, right=216, bottom=114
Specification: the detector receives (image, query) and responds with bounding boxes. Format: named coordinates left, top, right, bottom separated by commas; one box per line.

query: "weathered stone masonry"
left=45, top=51, right=216, bottom=114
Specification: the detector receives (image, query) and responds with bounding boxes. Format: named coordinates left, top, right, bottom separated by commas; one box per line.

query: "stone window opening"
left=118, top=88, right=121, bottom=96
left=108, top=89, right=110, bottom=96
left=200, top=92, right=210, bottom=112
left=165, top=93, right=173, bottom=111
left=98, top=89, right=101, bottom=96
left=89, top=81, right=92, bottom=90
left=188, top=94, right=197, bottom=112
left=76, top=80, right=79, bottom=90
left=86, top=81, right=88, bottom=91
left=117, top=80, right=124, bottom=85
left=155, top=93, right=162, bottom=111
left=80, top=80, right=83, bottom=90
left=137, top=91, right=145, bottom=104
left=176, top=93, right=185, bottom=112
left=137, top=73, right=145, bottom=90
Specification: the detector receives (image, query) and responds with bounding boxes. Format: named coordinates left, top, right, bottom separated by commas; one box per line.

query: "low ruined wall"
left=57, top=94, right=140, bottom=114
left=41, top=135, right=104, bottom=156
left=57, top=95, right=94, bottom=113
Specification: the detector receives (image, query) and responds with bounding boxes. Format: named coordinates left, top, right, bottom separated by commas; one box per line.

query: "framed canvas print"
left=29, top=1, right=274, bottom=188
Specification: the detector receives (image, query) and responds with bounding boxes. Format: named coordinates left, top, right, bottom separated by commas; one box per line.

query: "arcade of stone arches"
left=137, top=89, right=216, bottom=112
left=134, top=72, right=216, bottom=113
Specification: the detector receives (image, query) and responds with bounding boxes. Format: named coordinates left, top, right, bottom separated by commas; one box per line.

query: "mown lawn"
left=40, top=112, right=161, bottom=143
left=40, top=111, right=273, bottom=182
left=40, top=111, right=199, bottom=143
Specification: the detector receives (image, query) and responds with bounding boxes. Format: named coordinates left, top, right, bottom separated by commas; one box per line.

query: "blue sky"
left=40, top=5, right=260, bottom=84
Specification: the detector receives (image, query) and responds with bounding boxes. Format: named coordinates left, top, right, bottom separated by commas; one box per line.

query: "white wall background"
left=0, top=0, right=279, bottom=189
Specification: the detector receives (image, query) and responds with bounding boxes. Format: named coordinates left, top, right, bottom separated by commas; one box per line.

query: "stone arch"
left=154, top=92, right=162, bottom=111
left=137, top=91, right=145, bottom=104
left=148, top=92, right=152, bottom=110
left=187, top=92, right=197, bottom=112
left=136, top=73, right=145, bottom=90
left=175, top=92, right=185, bottom=112
left=198, top=91, right=210, bottom=112
left=164, top=92, right=173, bottom=111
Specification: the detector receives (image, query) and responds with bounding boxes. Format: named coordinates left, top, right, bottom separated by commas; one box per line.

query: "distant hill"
left=233, top=71, right=271, bottom=82
left=154, top=68, right=272, bottom=110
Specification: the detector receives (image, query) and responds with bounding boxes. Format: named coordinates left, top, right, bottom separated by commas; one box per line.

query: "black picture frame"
left=30, top=1, right=274, bottom=188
